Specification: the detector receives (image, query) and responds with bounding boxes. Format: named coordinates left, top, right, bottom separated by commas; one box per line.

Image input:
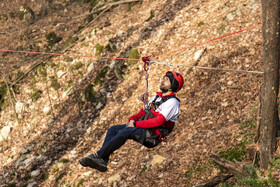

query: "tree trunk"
left=260, top=0, right=280, bottom=170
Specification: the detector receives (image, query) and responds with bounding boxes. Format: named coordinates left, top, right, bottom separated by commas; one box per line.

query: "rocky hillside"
left=1, top=0, right=279, bottom=186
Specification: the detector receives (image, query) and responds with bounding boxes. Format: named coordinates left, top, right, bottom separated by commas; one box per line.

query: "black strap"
left=137, top=95, right=179, bottom=142
left=151, top=95, right=180, bottom=111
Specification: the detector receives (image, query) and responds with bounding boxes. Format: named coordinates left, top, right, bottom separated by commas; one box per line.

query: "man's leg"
left=97, top=126, right=143, bottom=159
left=79, top=125, right=143, bottom=172
left=98, top=124, right=127, bottom=160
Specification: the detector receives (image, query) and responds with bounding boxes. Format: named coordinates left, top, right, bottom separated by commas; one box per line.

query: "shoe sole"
left=79, top=158, right=88, bottom=167
left=81, top=157, right=107, bottom=172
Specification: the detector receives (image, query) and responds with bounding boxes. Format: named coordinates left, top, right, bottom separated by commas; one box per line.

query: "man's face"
left=160, top=76, right=171, bottom=91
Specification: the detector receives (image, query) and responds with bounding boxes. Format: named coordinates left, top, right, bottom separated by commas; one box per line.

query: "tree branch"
left=73, top=0, right=140, bottom=19
left=209, top=154, right=248, bottom=177
left=193, top=173, right=234, bottom=187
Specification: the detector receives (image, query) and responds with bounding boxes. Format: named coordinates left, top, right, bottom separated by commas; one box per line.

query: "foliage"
left=218, top=107, right=280, bottom=186
left=185, top=161, right=215, bottom=185
left=218, top=140, right=248, bottom=162
left=56, top=172, right=67, bottom=182
left=219, top=112, right=257, bottom=162
left=198, top=21, right=205, bottom=27
left=77, top=179, right=85, bottom=187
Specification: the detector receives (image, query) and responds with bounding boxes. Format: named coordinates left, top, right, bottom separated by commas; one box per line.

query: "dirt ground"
left=1, top=0, right=278, bottom=186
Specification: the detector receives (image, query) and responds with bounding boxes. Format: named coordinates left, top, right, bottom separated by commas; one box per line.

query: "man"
left=79, top=71, right=184, bottom=172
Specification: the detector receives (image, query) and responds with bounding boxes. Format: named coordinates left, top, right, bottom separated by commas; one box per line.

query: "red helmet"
left=165, top=71, right=184, bottom=92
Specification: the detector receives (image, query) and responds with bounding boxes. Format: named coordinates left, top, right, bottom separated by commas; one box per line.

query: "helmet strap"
left=160, top=87, right=169, bottom=93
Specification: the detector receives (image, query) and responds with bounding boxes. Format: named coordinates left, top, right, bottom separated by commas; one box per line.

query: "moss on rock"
left=74, top=62, right=83, bottom=70
left=94, top=43, right=104, bottom=56
left=30, top=89, right=43, bottom=101
left=45, top=32, right=62, bottom=46
left=128, top=48, right=140, bottom=66
left=18, top=5, right=35, bottom=23
left=85, top=84, right=96, bottom=102
left=37, top=64, right=47, bottom=77
left=62, top=36, right=78, bottom=50
left=94, top=66, right=109, bottom=86
left=105, top=40, right=117, bottom=52
left=0, top=82, right=7, bottom=111
left=145, top=10, right=155, bottom=22
left=50, top=79, right=61, bottom=91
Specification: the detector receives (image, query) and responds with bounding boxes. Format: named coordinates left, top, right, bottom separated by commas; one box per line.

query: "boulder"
left=18, top=5, right=35, bottom=24
left=31, top=169, right=40, bottom=177
left=108, top=174, right=121, bottom=184
left=0, top=126, right=11, bottom=141
left=27, top=182, right=38, bottom=187
left=151, top=155, right=166, bottom=166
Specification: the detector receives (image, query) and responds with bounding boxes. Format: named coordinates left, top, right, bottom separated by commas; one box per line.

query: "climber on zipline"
left=79, top=70, right=184, bottom=172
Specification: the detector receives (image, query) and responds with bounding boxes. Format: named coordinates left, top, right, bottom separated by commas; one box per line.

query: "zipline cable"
left=0, top=24, right=263, bottom=75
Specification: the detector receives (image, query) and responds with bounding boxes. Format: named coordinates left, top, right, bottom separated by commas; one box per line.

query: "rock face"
left=0, top=126, right=11, bottom=141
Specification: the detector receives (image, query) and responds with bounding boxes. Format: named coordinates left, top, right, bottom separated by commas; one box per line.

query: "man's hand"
left=126, top=120, right=135, bottom=127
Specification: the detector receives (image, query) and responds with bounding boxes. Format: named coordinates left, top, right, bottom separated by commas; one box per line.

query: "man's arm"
left=128, top=108, right=145, bottom=122
left=134, top=112, right=166, bottom=128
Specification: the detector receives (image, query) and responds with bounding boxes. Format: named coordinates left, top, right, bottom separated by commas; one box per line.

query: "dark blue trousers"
left=96, top=125, right=144, bottom=162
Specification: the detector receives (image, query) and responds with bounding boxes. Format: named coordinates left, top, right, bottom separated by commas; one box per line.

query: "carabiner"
left=142, top=56, right=150, bottom=71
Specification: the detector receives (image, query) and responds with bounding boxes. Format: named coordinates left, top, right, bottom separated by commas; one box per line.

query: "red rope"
left=0, top=24, right=261, bottom=62
left=0, top=49, right=141, bottom=62
left=152, top=24, right=262, bottom=59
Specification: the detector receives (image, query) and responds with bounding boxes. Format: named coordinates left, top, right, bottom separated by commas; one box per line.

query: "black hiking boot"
left=79, top=155, right=107, bottom=172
